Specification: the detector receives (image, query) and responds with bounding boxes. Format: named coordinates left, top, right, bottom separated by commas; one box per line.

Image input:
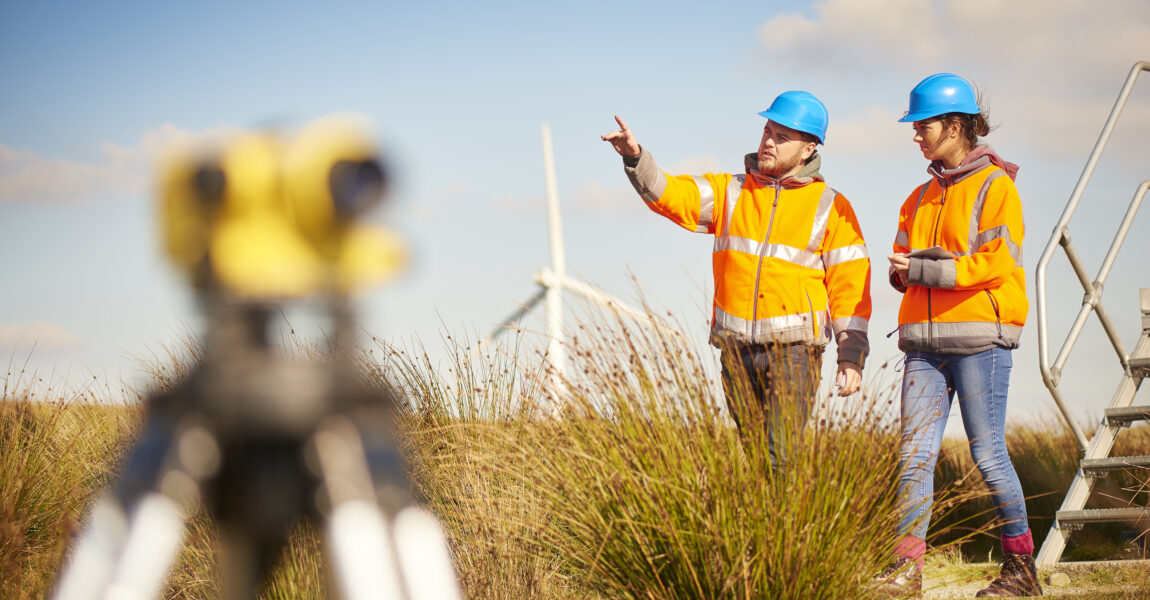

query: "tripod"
left=50, top=118, right=462, bottom=600
left=51, top=298, right=462, bottom=600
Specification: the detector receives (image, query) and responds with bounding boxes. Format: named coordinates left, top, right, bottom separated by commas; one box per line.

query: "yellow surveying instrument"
left=51, top=115, right=462, bottom=600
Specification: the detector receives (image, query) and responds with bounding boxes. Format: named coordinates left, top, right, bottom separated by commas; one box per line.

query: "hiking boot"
left=870, top=557, right=922, bottom=598
left=976, top=552, right=1043, bottom=597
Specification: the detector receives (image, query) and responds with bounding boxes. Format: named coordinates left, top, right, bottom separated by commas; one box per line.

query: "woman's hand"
left=887, top=253, right=910, bottom=285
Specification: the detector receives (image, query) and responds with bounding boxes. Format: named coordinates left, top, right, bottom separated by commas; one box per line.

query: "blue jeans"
left=897, top=348, right=1029, bottom=539
left=720, top=342, right=822, bottom=468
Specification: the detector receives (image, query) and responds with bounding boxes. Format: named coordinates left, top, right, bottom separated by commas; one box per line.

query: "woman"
left=880, top=73, right=1041, bottom=598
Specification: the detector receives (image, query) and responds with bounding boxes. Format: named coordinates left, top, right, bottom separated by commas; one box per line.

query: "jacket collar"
left=744, top=151, right=824, bottom=189
left=928, top=145, right=1019, bottom=185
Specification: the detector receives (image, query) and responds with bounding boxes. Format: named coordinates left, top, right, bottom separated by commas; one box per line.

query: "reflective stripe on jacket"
left=891, top=154, right=1027, bottom=354
left=624, top=148, right=871, bottom=366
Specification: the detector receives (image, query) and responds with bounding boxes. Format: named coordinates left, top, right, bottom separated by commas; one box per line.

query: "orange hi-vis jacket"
left=890, top=149, right=1026, bottom=354
left=624, top=149, right=871, bottom=366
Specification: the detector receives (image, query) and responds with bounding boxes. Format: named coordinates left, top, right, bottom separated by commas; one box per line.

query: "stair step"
left=1105, top=406, right=1150, bottom=425
left=1057, top=507, right=1150, bottom=527
left=1081, top=455, right=1150, bottom=476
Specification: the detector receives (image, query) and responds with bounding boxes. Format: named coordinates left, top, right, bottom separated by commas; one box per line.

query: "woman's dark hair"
left=939, top=111, right=991, bottom=149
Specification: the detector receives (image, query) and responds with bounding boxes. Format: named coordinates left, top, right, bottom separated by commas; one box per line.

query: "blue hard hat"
left=758, top=91, right=828, bottom=144
left=898, top=73, right=980, bottom=122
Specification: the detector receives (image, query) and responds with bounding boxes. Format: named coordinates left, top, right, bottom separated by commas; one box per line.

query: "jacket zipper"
left=926, top=184, right=947, bottom=348
left=750, top=182, right=781, bottom=340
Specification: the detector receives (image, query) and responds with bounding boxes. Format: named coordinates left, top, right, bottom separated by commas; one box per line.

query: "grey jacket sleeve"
left=621, top=147, right=667, bottom=204
left=906, top=256, right=957, bottom=289
left=836, top=330, right=868, bottom=368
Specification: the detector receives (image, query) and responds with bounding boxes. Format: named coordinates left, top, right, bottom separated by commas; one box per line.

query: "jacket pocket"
left=804, top=279, right=828, bottom=341
left=984, top=290, right=1004, bottom=339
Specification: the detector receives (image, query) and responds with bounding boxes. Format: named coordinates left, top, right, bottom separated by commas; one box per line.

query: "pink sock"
left=1001, top=529, right=1034, bottom=555
left=895, top=535, right=926, bottom=570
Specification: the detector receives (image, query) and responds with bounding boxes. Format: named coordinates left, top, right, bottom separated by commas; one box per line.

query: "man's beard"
left=758, top=151, right=802, bottom=178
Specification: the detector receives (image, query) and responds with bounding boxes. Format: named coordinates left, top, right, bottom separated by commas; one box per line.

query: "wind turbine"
left=485, top=124, right=686, bottom=407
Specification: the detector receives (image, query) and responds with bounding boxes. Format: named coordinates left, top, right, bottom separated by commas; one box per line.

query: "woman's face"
left=912, top=118, right=961, bottom=163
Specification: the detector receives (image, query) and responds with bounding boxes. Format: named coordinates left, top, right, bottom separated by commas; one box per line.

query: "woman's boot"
left=975, top=552, right=1043, bottom=597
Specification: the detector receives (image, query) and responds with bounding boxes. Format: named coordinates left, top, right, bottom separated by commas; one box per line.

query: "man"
left=602, top=91, right=871, bottom=465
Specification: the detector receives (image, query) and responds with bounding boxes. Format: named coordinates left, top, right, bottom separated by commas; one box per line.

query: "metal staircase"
left=1034, top=60, right=1150, bottom=567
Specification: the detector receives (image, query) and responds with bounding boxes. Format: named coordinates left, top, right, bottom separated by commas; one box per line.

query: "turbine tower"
left=486, top=124, right=686, bottom=410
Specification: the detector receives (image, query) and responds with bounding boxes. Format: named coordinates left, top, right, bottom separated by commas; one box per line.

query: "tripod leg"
left=51, top=496, right=128, bottom=599
left=328, top=499, right=406, bottom=600
left=52, top=492, right=189, bottom=600
left=391, top=506, right=464, bottom=600
left=52, top=411, right=217, bottom=600
left=313, top=415, right=463, bottom=600
left=313, top=416, right=407, bottom=600
left=105, top=492, right=189, bottom=599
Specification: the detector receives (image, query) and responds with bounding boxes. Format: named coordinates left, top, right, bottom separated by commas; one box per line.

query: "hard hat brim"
left=758, top=109, right=826, bottom=144
left=897, top=108, right=979, bottom=123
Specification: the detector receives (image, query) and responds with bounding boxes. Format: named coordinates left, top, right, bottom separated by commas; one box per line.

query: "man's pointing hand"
left=601, top=115, right=641, bottom=158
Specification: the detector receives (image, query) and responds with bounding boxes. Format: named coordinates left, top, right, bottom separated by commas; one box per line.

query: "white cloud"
left=0, top=321, right=82, bottom=351
left=823, top=105, right=908, bottom=154
left=756, top=0, right=1150, bottom=159
left=759, top=0, right=941, bottom=65
left=668, top=155, right=725, bottom=175
left=759, top=0, right=1150, bottom=77
left=0, top=142, right=143, bottom=203
left=0, top=123, right=247, bottom=203
left=571, top=177, right=640, bottom=212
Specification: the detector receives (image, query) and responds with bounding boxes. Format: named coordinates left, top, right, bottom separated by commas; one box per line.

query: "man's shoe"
left=975, top=552, right=1043, bottom=597
left=871, top=557, right=922, bottom=598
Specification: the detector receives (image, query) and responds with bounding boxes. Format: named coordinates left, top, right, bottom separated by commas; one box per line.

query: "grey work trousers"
left=720, top=342, right=823, bottom=467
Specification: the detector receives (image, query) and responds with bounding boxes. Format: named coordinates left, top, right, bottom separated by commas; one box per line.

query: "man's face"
left=757, top=121, right=817, bottom=178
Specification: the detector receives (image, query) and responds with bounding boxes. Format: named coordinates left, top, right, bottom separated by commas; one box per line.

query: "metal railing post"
left=1035, top=60, right=1150, bottom=452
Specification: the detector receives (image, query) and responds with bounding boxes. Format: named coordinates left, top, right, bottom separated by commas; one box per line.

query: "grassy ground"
left=925, top=555, right=1150, bottom=599
left=2, top=310, right=1148, bottom=599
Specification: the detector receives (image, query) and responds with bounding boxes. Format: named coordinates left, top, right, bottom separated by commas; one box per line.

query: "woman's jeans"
left=897, top=347, right=1029, bottom=539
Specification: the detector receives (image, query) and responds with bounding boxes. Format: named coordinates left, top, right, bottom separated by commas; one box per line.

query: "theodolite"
left=51, top=116, right=462, bottom=600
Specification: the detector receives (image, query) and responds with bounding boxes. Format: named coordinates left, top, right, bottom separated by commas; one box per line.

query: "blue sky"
left=2, top=1, right=1149, bottom=432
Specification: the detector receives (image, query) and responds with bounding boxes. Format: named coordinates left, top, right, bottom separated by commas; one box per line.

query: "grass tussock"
left=384, top=309, right=927, bottom=600
left=381, top=335, right=573, bottom=599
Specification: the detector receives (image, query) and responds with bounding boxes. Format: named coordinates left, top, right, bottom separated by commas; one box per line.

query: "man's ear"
left=801, top=141, right=816, bottom=161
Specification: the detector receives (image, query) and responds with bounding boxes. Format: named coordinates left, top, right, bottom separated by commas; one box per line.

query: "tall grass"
left=4, top=304, right=1148, bottom=598
left=531, top=321, right=912, bottom=598
left=378, top=335, right=576, bottom=599
left=0, top=372, right=141, bottom=599
left=933, top=419, right=1150, bottom=561
left=382, top=308, right=934, bottom=599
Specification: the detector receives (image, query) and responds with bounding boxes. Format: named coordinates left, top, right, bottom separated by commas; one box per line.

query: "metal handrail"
left=1035, top=60, right=1150, bottom=451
